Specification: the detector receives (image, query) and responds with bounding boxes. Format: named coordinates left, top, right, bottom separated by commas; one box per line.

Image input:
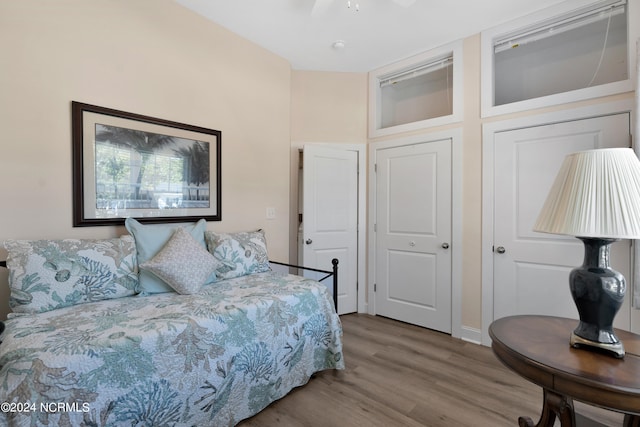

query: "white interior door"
left=375, top=139, right=452, bottom=333
left=492, top=113, right=632, bottom=329
left=302, top=145, right=358, bottom=314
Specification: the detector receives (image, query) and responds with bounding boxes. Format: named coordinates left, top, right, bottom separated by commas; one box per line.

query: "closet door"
left=375, top=139, right=452, bottom=333
left=492, top=113, right=632, bottom=328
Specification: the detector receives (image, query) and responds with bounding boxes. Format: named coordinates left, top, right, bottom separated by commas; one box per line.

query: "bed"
left=0, top=222, right=344, bottom=426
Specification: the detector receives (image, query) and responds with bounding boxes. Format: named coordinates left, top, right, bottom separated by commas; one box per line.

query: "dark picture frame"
left=72, top=101, right=221, bottom=227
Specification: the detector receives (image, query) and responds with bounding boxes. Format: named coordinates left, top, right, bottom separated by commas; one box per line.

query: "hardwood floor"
left=239, top=314, right=624, bottom=426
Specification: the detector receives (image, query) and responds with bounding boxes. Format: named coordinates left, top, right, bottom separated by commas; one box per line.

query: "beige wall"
left=0, top=0, right=292, bottom=319
left=460, top=35, right=484, bottom=330
left=291, top=71, right=368, bottom=143
left=289, top=70, right=368, bottom=263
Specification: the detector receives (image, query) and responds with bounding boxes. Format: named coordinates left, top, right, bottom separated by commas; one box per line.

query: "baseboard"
left=348, top=314, right=485, bottom=347
left=460, top=325, right=482, bottom=345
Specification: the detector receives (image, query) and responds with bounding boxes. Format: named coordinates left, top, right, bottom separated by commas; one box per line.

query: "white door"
left=303, top=145, right=358, bottom=314
left=375, top=139, right=452, bottom=333
left=493, top=113, right=632, bottom=329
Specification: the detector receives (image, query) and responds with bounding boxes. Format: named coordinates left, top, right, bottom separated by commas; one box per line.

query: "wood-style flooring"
left=239, top=314, right=624, bottom=427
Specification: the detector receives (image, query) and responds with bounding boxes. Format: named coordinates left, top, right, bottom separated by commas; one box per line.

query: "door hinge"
left=374, top=283, right=377, bottom=292
left=374, top=223, right=377, bottom=232
left=374, top=163, right=377, bottom=173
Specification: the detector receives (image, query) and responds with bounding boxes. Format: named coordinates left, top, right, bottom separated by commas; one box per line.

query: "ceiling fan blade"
left=391, top=0, right=416, bottom=7
left=312, top=0, right=334, bottom=15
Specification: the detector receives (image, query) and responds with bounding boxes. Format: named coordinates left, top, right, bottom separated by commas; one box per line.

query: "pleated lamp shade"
left=534, top=148, right=640, bottom=239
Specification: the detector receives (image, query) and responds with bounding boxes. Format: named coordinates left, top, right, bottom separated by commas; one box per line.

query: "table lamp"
left=533, top=148, right=640, bottom=358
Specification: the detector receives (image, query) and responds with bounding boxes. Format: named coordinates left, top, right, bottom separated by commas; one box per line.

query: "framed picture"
left=72, top=101, right=221, bottom=227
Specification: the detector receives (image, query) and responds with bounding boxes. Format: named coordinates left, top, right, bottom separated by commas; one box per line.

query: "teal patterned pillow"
left=204, top=230, right=270, bottom=280
left=140, top=227, right=220, bottom=294
left=4, top=236, right=138, bottom=315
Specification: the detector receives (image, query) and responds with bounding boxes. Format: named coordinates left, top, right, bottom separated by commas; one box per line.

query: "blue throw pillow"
left=125, top=218, right=210, bottom=293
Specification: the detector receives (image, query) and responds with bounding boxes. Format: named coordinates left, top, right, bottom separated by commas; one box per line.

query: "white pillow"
left=140, top=227, right=220, bottom=295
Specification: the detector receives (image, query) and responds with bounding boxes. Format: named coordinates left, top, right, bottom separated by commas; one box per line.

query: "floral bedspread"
left=0, top=272, right=344, bottom=426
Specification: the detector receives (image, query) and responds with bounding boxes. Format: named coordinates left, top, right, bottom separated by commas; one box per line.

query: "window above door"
left=368, top=41, right=463, bottom=138
left=480, top=0, right=637, bottom=118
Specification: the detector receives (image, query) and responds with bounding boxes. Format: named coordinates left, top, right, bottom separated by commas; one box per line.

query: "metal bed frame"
left=269, top=258, right=339, bottom=311
left=0, top=258, right=339, bottom=336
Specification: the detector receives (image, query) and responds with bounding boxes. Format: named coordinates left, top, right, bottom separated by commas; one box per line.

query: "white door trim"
left=481, top=99, right=636, bottom=346
left=368, top=128, right=463, bottom=339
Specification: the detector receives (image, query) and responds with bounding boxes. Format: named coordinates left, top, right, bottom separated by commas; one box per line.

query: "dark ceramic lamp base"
left=569, top=237, right=626, bottom=359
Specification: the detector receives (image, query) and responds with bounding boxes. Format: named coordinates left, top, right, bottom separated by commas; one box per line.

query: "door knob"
left=496, top=246, right=506, bottom=254
left=441, top=243, right=450, bottom=249
left=305, top=239, right=313, bottom=245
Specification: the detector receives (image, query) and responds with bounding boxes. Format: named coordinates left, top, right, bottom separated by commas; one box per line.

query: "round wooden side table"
left=489, top=315, right=640, bottom=427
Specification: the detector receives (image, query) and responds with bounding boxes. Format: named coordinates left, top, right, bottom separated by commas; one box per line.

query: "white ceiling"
left=175, top=0, right=572, bottom=73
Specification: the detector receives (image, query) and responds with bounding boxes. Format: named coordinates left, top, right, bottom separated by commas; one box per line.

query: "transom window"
left=481, top=0, right=635, bottom=117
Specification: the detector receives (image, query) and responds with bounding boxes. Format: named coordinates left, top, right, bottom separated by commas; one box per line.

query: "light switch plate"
left=266, top=207, right=276, bottom=219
